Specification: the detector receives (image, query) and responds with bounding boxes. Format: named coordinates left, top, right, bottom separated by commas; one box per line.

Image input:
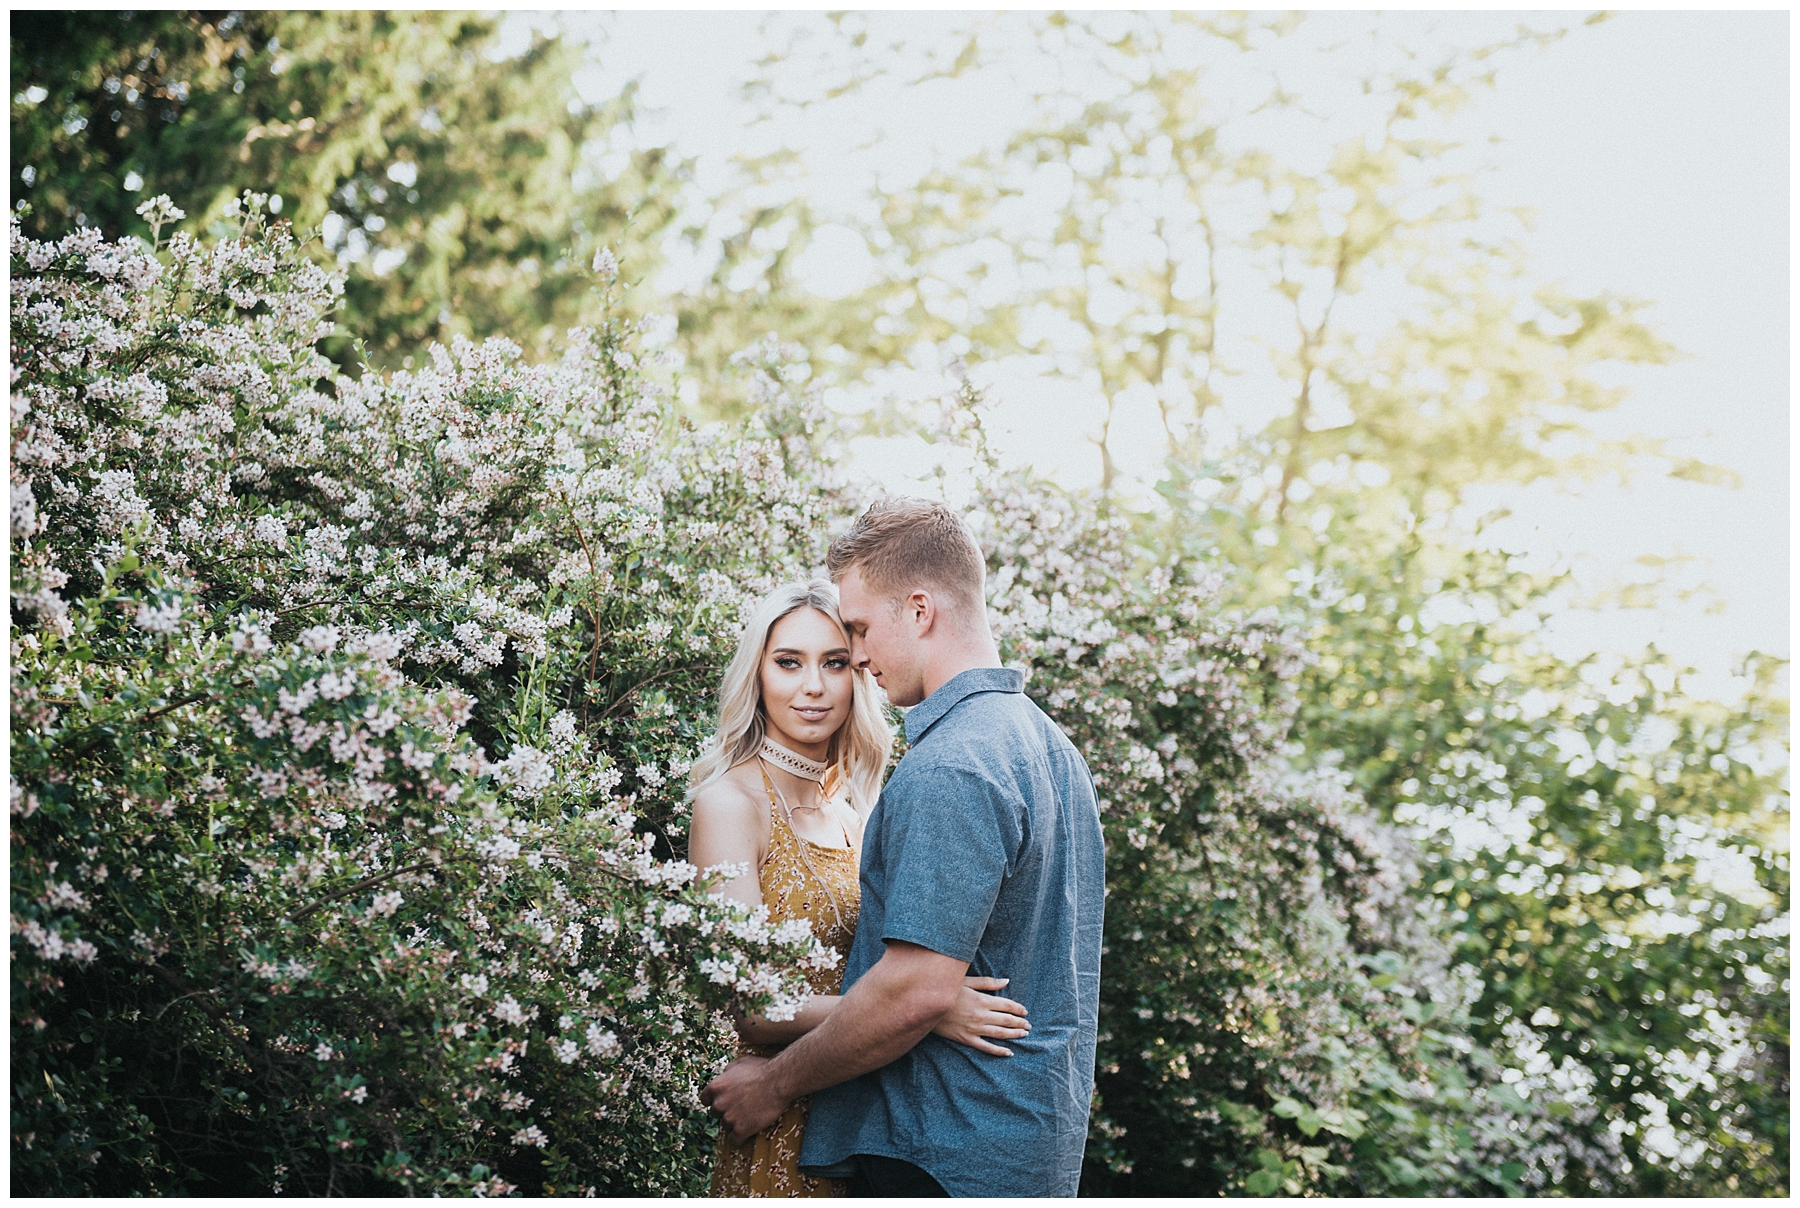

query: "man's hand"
left=704, top=941, right=967, bottom=1145
left=701, top=1055, right=786, bottom=1146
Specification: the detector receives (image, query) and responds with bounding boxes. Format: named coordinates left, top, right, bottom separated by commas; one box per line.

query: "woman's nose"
left=802, top=664, right=824, bottom=693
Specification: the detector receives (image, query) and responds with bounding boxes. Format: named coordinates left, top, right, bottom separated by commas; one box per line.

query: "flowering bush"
left=10, top=198, right=850, bottom=1195
left=13, top=201, right=1642, bottom=1198
left=1285, top=540, right=1789, bottom=1195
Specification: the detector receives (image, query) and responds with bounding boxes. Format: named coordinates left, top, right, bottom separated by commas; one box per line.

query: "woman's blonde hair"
left=686, top=579, right=893, bottom=818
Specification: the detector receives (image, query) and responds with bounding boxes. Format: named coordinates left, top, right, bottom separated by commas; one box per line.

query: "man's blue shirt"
left=797, top=667, right=1105, bottom=1197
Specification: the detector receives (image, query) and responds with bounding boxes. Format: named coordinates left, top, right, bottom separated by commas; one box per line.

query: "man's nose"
left=849, top=636, right=870, bottom=669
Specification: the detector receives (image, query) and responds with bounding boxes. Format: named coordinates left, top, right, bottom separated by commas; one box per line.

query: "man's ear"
left=906, top=589, right=935, bottom=634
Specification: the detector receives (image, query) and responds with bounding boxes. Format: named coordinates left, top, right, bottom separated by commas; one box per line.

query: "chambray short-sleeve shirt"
left=797, top=667, right=1105, bottom=1197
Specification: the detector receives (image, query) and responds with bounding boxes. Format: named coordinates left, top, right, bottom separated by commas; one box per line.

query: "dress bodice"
left=753, top=771, right=860, bottom=1004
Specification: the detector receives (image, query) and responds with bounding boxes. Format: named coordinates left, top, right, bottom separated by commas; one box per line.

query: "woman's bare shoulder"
left=689, top=769, right=772, bottom=891
left=689, top=767, right=770, bottom=833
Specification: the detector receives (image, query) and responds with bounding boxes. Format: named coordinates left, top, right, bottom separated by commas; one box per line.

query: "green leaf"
left=1244, top=1169, right=1283, bottom=1195
left=1386, top=1156, right=1424, bottom=1186
left=1490, top=1083, right=1530, bottom=1113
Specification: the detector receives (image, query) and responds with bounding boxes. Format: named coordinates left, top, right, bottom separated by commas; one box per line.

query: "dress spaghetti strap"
left=760, top=764, right=852, bottom=850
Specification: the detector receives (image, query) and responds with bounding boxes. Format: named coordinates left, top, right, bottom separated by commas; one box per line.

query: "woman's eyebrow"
left=769, top=646, right=852, bottom=657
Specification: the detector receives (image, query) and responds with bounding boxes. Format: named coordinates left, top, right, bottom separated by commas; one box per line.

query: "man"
left=702, top=497, right=1105, bottom=1197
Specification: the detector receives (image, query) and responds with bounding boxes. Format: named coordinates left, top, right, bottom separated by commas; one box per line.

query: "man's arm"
left=702, top=940, right=965, bottom=1144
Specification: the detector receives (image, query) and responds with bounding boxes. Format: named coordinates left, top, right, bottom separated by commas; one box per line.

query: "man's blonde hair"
left=826, top=497, right=986, bottom=617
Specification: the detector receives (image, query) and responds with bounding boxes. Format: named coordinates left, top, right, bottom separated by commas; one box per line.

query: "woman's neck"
left=763, top=727, right=828, bottom=764
left=757, top=730, right=832, bottom=811
left=761, top=758, right=827, bottom=813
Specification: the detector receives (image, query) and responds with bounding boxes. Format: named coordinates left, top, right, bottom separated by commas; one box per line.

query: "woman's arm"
left=734, top=994, right=839, bottom=1046
left=689, top=778, right=840, bottom=1045
left=740, top=977, right=1030, bottom=1050
left=687, top=776, right=768, bottom=914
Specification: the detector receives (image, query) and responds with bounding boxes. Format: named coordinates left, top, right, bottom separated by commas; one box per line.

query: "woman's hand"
left=933, top=976, right=1030, bottom=1057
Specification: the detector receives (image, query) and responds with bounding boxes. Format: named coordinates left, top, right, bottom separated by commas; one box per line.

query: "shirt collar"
left=903, top=666, right=1027, bottom=745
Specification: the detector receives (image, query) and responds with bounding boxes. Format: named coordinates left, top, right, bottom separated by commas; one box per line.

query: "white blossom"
left=496, top=744, right=554, bottom=799
left=134, top=598, right=182, bottom=634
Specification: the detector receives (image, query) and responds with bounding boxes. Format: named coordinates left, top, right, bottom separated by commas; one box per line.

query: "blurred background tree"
left=680, top=11, right=1788, bottom=1195
left=11, top=10, right=682, bottom=366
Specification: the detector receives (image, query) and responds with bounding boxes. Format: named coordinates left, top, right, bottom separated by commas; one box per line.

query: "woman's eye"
left=825, top=658, right=849, bottom=670
left=775, top=658, right=799, bottom=669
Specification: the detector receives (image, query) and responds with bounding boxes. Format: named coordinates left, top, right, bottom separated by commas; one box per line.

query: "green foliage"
left=691, top=13, right=1693, bottom=502
left=702, top=14, right=1786, bottom=1194
left=10, top=208, right=845, bottom=1194
left=1281, top=533, right=1789, bottom=1194
left=11, top=11, right=683, bottom=366
left=10, top=10, right=1787, bottom=1198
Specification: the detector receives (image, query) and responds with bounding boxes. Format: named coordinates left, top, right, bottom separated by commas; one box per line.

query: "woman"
left=688, top=580, right=1030, bottom=1198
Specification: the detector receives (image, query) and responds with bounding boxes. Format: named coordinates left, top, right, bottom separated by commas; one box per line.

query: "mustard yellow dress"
left=711, top=774, right=859, bottom=1198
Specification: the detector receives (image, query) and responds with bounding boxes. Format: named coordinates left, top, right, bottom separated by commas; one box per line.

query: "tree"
left=691, top=12, right=1788, bottom=1194
left=1265, top=525, right=1789, bottom=1194
left=11, top=11, right=683, bottom=366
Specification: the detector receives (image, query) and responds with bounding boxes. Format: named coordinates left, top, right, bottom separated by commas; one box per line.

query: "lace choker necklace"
left=758, top=735, right=829, bottom=785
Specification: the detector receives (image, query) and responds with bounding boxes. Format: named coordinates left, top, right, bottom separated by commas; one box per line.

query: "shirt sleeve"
left=877, top=763, right=1024, bottom=963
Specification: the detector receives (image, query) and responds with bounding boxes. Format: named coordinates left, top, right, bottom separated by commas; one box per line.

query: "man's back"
left=798, top=667, right=1105, bottom=1196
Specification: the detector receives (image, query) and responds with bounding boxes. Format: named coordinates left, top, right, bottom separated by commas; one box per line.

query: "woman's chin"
left=772, top=719, right=838, bottom=750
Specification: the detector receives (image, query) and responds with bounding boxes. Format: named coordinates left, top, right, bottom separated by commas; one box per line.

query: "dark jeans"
left=847, top=1154, right=949, bottom=1198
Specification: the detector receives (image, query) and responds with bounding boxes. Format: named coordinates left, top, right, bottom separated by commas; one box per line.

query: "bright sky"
left=511, top=10, right=1787, bottom=701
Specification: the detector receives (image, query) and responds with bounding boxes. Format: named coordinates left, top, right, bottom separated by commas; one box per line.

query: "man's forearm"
left=764, top=945, right=962, bottom=1102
